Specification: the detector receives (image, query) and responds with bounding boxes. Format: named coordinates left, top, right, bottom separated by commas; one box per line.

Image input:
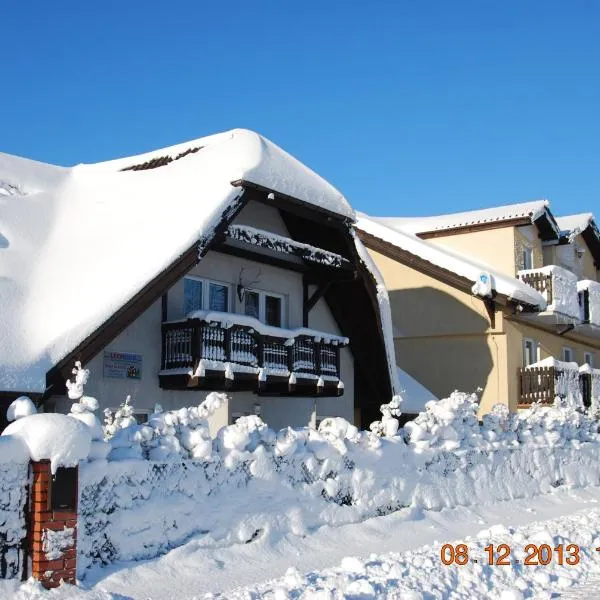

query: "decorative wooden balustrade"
left=160, top=318, right=346, bottom=396
left=518, top=272, right=553, bottom=305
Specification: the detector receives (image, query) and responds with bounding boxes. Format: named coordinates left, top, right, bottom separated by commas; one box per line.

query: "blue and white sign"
left=103, top=351, right=142, bottom=380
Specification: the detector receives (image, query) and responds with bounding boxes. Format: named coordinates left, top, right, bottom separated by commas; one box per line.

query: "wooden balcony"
left=159, top=314, right=347, bottom=396
left=518, top=272, right=553, bottom=305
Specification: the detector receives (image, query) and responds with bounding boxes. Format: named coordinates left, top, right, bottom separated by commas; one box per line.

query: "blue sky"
left=2, top=1, right=599, bottom=217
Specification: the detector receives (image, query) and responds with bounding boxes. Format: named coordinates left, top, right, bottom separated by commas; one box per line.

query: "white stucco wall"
left=49, top=200, right=355, bottom=433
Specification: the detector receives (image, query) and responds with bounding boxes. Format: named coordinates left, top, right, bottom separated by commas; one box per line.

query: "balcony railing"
left=517, top=266, right=580, bottom=320
left=578, top=280, right=600, bottom=326
left=518, top=359, right=585, bottom=407
left=160, top=312, right=348, bottom=394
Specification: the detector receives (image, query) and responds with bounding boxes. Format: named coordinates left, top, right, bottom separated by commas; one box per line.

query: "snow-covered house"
left=357, top=200, right=600, bottom=415
left=0, top=129, right=396, bottom=432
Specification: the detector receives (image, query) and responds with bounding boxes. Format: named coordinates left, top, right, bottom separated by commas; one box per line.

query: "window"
left=585, top=352, right=595, bottom=368
left=183, top=277, right=230, bottom=316
left=243, top=290, right=285, bottom=327
left=562, top=347, right=574, bottom=363
left=523, top=338, right=539, bottom=367
left=522, top=247, right=533, bottom=270
left=265, top=294, right=282, bottom=327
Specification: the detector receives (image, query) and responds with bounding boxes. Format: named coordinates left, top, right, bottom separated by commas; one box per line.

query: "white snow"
left=2, top=413, right=92, bottom=473
left=518, top=265, right=580, bottom=319
left=372, top=199, right=555, bottom=236
left=5, top=485, right=600, bottom=598
left=557, top=213, right=594, bottom=237
left=578, top=279, right=600, bottom=325
left=357, top=214, right=547, bottom=309
left=6, top=395, right=37, bottom=421
left=396, top=366, right=439, bottom=413
left=352, top=230, right=402, bottom=397
left=0, top=129, right=354, bottom=393
left=183, top=310, right=349, bottom=345
left=43, top=527, right=75, bottom=561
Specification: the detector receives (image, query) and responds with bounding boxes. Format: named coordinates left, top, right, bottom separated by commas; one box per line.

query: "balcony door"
left=244, top=290, right=284, bottom=327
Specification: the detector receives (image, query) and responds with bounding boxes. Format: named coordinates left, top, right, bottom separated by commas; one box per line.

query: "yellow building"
left=357, top=201, right=600, bottom=416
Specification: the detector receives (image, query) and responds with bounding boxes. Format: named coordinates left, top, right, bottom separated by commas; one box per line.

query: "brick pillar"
left=29, top=461, right=78, bottom=588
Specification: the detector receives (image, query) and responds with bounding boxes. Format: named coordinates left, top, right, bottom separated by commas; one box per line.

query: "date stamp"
left=439, top=543, right=591, bottom=566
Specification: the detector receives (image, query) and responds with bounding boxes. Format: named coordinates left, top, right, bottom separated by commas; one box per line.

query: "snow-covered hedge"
left=0, top=437, right=29, bottom=579
left=78, top=393, right=600, bottom=578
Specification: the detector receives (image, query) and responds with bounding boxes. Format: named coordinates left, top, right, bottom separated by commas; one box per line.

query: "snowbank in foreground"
left=221, top=506, right=600, bottom=599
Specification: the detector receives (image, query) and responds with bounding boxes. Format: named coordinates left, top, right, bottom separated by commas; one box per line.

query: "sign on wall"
left=103, top=351, right=142, bottom=380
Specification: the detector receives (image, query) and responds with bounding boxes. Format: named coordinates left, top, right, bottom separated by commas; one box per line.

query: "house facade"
left=0, top=129, right=396, bottom=432
left=357, top=201, right=600, bottom=415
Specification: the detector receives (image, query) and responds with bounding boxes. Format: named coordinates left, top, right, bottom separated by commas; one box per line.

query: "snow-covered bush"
left=6, top=396, right=37, bottom=422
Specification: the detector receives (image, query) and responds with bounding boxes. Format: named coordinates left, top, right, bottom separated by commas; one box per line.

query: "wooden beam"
left=306, top=281, right=332, bottom=314
left=225, top=225, right=352, bottom=269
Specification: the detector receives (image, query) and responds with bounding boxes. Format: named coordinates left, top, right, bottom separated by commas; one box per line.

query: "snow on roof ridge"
left=556, top=213, right=595, bottom=235
left=0, top=129, right=354, bottom=392
left=356, top=212, right=547, bottom=310
left=372, top=199, right=550, bottom=236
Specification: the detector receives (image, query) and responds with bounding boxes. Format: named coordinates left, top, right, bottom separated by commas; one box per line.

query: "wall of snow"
left=77, top=394, right=600, bottom=578
left=0, top=437, right=29, bottom=579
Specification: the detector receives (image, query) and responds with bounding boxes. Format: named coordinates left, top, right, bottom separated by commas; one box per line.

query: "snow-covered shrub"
left=6, top=396, right=37, bottom=422
left=369, top=395, right=402, bottom=437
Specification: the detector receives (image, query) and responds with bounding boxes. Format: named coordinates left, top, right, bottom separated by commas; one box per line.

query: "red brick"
left=64, top=558, right=76, bottom=569
left=54, top=511, right=77, bottom=521
left=33, top=500, right=50, bottom=512
left=64, top=519, right=77, bottom=528
left=40, top=581, right=61, bottom=589
left=32, top=559, right=64, bottom=572
left=50, top=570, right=75, bottom=583
left=31, top=511, right=52, bottom=524
left=62, top=548, right=76, bottom=559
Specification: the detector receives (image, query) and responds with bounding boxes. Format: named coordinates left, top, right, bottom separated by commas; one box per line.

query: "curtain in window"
left=209, top=283, right=229, bottom=312
left=184, top=279, right=203, bottom=315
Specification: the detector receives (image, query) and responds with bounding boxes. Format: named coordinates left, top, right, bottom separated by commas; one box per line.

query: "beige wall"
left=427, top=227, right=517, bottom=277
left=514, top=225, right=544, bottom=271
left=368, top=248, right=508, bottom=414
left=542, top=234, right=597, bottom=281
left=49, top=200, right=354, bottom=432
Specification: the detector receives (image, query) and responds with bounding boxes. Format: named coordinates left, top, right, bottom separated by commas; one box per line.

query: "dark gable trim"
left=232, top=179, right=352, bottom=230
left=418, top=217, right=532, bottom=239
left=46, top=189, right=248, bottom=395
left=280, top=212, right=394, bottom=428
left=581, top=223, right=600, bottom=269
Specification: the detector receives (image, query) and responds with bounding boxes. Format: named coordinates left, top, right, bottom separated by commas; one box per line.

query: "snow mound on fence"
left=6, top=396, right=37, bottom=422
left=2, top=413, right=92, bottom=474
left=78, top=393, right=600, bottom=576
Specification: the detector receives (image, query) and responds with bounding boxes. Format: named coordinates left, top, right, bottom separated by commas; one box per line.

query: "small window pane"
left=562, top=347, right=573, bottom=363
left=209, top=283, right=229, bottom=312
left=585, top=353, right=594, bottom=368
left=244, top=291, right=260, bottom=319
left=522, top=247, right=533, bottom=270
left=524, top=340, right=537, bottom=367
left=265, top=295, right=282, bottom=327
left=184, top=279, right=203, bottom=315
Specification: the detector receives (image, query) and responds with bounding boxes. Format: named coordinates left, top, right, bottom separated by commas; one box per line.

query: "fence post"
left=29, top=461, right=78, bottom=588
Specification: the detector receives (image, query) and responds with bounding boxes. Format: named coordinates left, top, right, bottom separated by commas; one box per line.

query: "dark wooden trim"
left=484, top=298, right=496, bottom=329
left=47, top=190, right=248, bottom=394
left=418, top=217, right=532, bottom=239
left=357, top=229, right=517, bottom=308
left=161, top=293, right=168, bottom=322
left=306, top=281, right=332, bottom=314
left=216, top=243, right=308, bottom=273
left=302, top=277, right=309, bottom=327
left=233, top=182, right=352, bottom=229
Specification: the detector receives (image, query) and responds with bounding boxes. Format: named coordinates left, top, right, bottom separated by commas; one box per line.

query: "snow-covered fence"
left=76, top=394, right=600, bottom=578
left=0, top=438, right=29, bottom=580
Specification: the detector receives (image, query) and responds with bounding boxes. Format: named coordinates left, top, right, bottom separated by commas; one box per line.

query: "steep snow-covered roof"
left=356, top=214, right=547, bottom=309
left=0, top=129, right=354, bottom=393
left=373, top=200, right=553, bottom=236
left=556, top=213, right=594, bottom=235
